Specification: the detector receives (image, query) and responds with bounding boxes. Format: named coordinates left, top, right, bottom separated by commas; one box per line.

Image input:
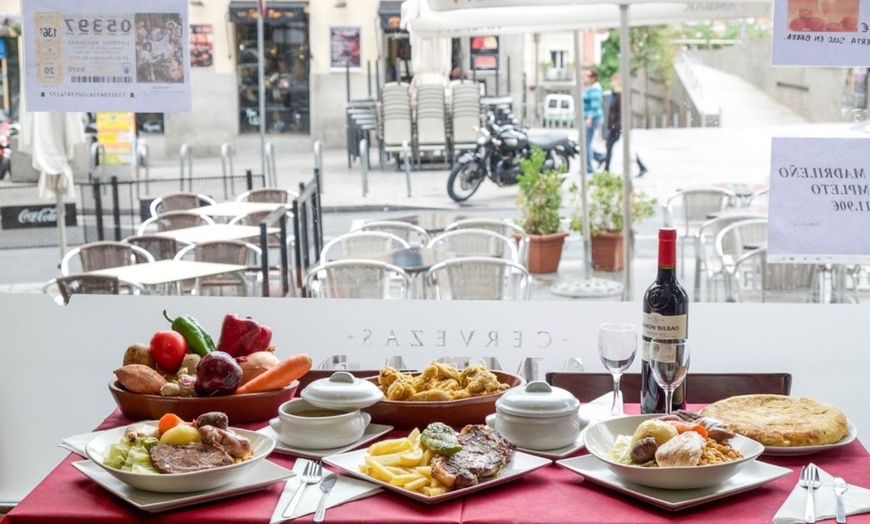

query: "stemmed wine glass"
left=649, top=338, right=690, bottom=415
left=597, top=323, right=638, bottom=416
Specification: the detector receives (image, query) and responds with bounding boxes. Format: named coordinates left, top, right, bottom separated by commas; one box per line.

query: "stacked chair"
left=412, top=82, right=449, bottom=168
left=449, top=81, right=483, bottom=157
left=377, top=82, right=413, bottom=169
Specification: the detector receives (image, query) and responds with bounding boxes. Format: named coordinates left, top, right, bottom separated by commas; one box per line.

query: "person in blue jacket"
left=582, top=69, right=604, bottom=173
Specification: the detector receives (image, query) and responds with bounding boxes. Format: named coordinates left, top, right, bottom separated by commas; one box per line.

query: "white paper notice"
left=23, top=0, right=191, bottom=112
left=768, top=137, right=870, bottom=263
left=772, top=0, right=870, bottom=66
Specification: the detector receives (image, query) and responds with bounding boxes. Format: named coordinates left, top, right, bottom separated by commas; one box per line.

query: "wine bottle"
left=641, top=228, right=689, bottom=414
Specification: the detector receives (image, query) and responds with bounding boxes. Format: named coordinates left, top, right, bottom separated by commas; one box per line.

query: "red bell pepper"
left=216, top=314, right=273, bottom=358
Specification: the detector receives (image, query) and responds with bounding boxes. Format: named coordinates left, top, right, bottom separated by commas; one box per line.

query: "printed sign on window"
left=330, top=26, right=361, bottom=70
left=23, top=0, right=191, bottom=112
left=772, top=0, right=869, bottom=66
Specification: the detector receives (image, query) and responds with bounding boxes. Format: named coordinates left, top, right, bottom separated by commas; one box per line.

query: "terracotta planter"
left=591, top=231, right=624, bottom=272
left=526, top=232, right=568, bottom=274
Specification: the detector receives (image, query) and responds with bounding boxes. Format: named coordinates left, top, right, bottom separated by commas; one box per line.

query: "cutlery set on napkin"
left=774, top=463, right=870, bottom=524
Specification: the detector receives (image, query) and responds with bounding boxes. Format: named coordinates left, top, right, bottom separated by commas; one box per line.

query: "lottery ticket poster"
left=23, top=0, right=191, bottom=112
left=767, top=137, right=870, bottom=263
left=772, top=0, right=870, bottom=66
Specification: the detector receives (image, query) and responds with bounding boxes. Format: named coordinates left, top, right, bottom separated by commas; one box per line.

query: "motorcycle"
left=447, top=114, right=578, bottom=202
left=0, top=112, right=16, bottom=181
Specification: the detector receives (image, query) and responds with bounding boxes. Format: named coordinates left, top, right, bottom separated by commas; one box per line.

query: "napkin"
left=773, top=464, right=870, bottom=523
left=269, top=458, right=382, bottom=523
left=59, top=430, right=107, bottom=457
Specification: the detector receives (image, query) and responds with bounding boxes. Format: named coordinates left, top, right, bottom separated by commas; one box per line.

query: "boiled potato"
left=630, top=419, right=678, bottom=447
left=159, top=423, right=201, bottom=445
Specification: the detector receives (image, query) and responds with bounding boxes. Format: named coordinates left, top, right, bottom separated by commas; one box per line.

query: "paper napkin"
left=773, top=464, right=870, bottom=523
left=59, top=430, right=107, bottom=457
left=270, top=458, right=382, bottom=524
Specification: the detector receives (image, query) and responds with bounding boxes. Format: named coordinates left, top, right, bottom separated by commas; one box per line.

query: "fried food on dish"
left=377, top=363, right=510, bottom=402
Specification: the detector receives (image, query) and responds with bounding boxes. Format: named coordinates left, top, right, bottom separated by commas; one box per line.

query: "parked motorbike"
left=0, top=112, right=16, bottom=180
left=447, top=113, right=578, bottom=202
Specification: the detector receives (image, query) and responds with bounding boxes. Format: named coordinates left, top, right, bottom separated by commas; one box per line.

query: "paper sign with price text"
left=23, top=0, right=191, bottom=112
left=768, top=137, right=870, bottom=263
left=772, top=0, right=870, bottom=65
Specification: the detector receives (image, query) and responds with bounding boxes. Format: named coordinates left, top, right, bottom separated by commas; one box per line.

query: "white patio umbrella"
left=401, top=0, right=770, bottom=298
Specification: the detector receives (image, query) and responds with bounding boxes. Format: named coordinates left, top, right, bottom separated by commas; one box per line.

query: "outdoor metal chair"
left=351, top=220, right=431, bottom=246
left=174, top=240, right=262, bottom=296
left=427, top=228, right=519, bottom=263
left=137, top=210, right=215, bottom=236
left=305, top=259, right=411, bottom=299
left=425, top=256, right=531, bottom=300
left=545, top=371, right=792, bottom=404
left=320, top=231, right=410, bottom=261
left=695, top=214, right=765, bottom=301
left=44, top=274, right=147, bottom=305
left=149, top=192, right=216, bottom=217
left=124, top=235, right=188, bottom=261
left=444, top=218, right=530, bottom=269
left=728, top=247, right=822, bottom=303
left=665, top=187, right=736, bottom=277
left=235, top=188, right=298, bottom=203
left=60, top=241, right=155, bottom=275
left=714, top=218, right=768, bottom=300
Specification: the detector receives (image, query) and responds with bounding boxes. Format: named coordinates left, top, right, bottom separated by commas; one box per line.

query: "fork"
left=282, top=460, right=323, bottom=519
left=800, top=464, right=821, bottom=523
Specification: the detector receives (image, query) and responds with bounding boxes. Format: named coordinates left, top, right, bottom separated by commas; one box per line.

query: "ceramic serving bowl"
left=362, top=370, right=525, bottom=430
left=85, top=422, right=275, bottom=493
left=485, top=381, right=585, bottom=450
left=109, top=380, right=299, bottom=424
left=269, top=371, right=383, bottom=449
left=584, top=414, right=764, bottom=490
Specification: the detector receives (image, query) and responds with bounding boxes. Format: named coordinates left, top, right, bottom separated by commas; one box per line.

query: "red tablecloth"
left=6, top=406, right=870, bottom=524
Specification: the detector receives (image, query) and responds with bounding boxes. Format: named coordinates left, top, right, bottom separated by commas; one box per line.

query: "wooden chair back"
left=545, top=371, right=792, bottom=405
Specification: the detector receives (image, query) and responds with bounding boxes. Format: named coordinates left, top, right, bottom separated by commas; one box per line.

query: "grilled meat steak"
left=149, top=443, right=234, bottom=474
left=430, top=425, right=515, bottom=488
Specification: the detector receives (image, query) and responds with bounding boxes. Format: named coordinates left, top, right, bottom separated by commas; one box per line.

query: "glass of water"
left=649, top=338, right=690, bottom=415
left=598, top=323, right=638, bottom=415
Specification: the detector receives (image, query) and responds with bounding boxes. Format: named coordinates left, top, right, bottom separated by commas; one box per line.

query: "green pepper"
left=420, top=422, right=462, bottom=456
left=163, top=310, right=215, bottom=357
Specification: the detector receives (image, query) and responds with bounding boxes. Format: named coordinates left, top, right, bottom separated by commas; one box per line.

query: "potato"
left=178, top=354, right=201, bottom=375
left=630, top=419, right=678, bottom=447
left=115, top=364, right=167, bottom=394
left=123, top=343, right=155, bottom=368
left=365, top=456, right=396, bottom=482
left=159, top=423, right=201, bottom=445
left=368, top=438, right=413, bottom=456
left=398, top=448, right=423, bottom=467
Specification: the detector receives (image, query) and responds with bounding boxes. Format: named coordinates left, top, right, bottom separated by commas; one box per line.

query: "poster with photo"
left=23, top=0, right=190, bottom=112
left=772, top=0, right=869, bottom=66
left=330, top=25, right=361, bottom=70
left=189, top=24, right=212, bottom=67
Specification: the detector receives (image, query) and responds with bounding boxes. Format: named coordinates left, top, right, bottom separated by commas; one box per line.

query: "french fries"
left=358, top=427, right=449, bottom=496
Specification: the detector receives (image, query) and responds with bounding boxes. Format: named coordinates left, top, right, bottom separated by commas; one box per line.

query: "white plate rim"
left=258, top=423, right=395, bottom=459
left=72, top=459, right=294, bottom=512
left=323, top=448, right=551, bottom=504
left=762, top=419, right=857, bottom=456
left=556, top=455, right=792, bottom=511
left=516, top=426, right=587, bottom=460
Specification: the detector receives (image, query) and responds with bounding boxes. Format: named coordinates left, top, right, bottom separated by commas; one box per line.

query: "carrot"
left=234, top=353, right=312, bottom=394
left=158, top=413, right=184, bottom=435
left=665, top=420, right=708, bottom=439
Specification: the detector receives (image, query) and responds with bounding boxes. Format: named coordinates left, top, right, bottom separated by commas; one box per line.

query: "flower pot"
left=591, top=231, right=624, bottom=272
left=527, top=232, right=568, bottom=274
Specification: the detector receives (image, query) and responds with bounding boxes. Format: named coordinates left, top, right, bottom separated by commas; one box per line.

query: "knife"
left=313, top=473, right=337, bottom=524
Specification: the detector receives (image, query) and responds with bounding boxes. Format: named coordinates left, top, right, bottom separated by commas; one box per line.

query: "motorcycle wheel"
left=0, top=156, right=9, bottom=179
left=549, top=149, right=571, bottom=174
left=447, top=160, right=485, bottom=202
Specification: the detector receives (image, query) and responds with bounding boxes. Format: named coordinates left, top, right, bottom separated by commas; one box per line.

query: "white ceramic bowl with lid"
left=269, top=372, right=385, bottom=449
left=486, top=381, right=583, bottom=450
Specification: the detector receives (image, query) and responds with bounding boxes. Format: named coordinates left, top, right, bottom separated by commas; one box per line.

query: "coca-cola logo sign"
left=1, top=203, right=77, bottom=230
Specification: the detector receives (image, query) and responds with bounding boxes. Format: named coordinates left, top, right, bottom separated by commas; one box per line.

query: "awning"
left=228, top=1, right=306, bottom=27
left=379, top=1, right=405, bottom=32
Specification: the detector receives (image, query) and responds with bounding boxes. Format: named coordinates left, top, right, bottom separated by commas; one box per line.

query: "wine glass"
left=598, top=323, right=638, bottom=416
left=649, top=338, right=690, bottom=415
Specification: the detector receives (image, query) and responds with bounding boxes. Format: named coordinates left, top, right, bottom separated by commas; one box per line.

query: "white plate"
left=258, top=423, right=394, bottom=459
left=556, top=455, right=791, bottom=511
left=72, top=459, right=293, bottom=513
left=85, top=422, right=275, bottom=493
left=763, top=420, right=858, bottom=456
left=516, top=427, right=587, bottom=460
left=323, top=448, right=551, bottom=504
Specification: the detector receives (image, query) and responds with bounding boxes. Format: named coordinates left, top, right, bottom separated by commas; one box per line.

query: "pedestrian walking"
left=582, top=69, right=603, bottom=173
left=598, top=72, right=647, bottom=177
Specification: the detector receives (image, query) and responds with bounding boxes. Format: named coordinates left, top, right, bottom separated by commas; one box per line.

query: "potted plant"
left=569, top=171, right=657, bottom=271
left=516, top=146, right=569, bottom=273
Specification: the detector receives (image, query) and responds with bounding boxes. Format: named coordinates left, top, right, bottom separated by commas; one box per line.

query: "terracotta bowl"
left=361, top=370, right=525, bottom=430
left=108, top=379, right=299, bottom=424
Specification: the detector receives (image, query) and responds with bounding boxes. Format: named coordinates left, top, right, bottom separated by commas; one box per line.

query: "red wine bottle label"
left=651, top=343, right=677, bottom=363
left=641, top=312, right=687, bottom=359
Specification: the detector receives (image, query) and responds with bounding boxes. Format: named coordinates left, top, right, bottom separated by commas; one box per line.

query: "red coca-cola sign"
left=0, top=203, right=77, bottom=229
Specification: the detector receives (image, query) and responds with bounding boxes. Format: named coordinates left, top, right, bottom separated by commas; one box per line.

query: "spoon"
left=834, top=476, right=848, bottom=524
